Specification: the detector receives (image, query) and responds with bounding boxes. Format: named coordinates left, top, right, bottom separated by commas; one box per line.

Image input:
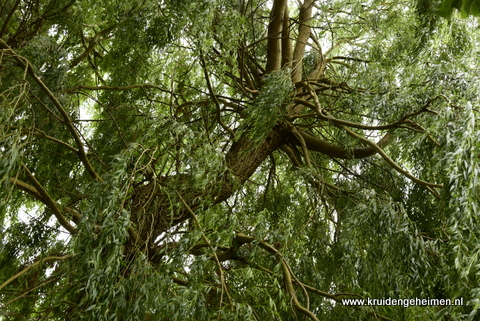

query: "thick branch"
left=290, top=130, right=392, bottom=159
left=9, top=177, right=45, bottom=203
left=291, top=0, right=315, bottom=83
left=281, top=6, right=292, bottom=68
left=225, top=122, right=290, bottom=184
left=279, top=144, right=304, bottom=166
left=266, top=0, right=287, bottom=73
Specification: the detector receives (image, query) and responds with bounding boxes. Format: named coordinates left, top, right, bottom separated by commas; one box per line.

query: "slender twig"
left=343, top=128, right=442, bottom=197
left=176, top=191, right=233, bottom=311
left=64, top=84, right=175, bottom=95
left=3, top=275, right=61, bottom=307
left=0, top=254, right=74, bottom=292
left=290, top=126, right=312, bottom=168
left=10, top=127, right=78, bottom=153
left=21, top=164, right=78, bottom=234
left=303, top=80, right=442, bottom=197
left=0, top=39, right=102, bottom=182
left=199, top=53, right=235, bottom=139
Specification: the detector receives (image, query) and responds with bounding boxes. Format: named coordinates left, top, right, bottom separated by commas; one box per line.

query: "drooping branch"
left=21, top=164, right=78, bottom=234
left=0, top=254, right=74, bottom=292
left=281, top=260, right=319, bottom=321
left=344, top=127, right=442, bottom=197
left=9, top=127, right=78, bottom=153
left=0, top=39, right=102, bottom=182
left=293, top=96, right=434, bottom=131
left=176, top=192, right=233, bottom=308
left=199, top=53, right=235, bottom=139
left=266, top=0, right=287, bottom=73
left=297, top=81, right=442, bottom=195
left=209, top=232, right=395, bottom=321
left=9, top=177, right=83, bottom=223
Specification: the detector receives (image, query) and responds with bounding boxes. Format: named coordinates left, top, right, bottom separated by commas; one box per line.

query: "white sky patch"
left=77, top=96, right=97, bottom=141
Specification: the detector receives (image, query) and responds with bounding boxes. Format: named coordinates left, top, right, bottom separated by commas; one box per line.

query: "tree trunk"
left=128, top=121, right=291, bottom=263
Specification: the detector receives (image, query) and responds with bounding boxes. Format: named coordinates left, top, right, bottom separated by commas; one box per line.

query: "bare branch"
left=291, top=0, right=315, bottom=83
left=281, top=6, right=292, bottom=68
left=266, top=0, right=287, bottom=73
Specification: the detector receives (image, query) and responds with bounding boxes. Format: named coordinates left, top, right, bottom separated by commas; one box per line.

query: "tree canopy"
left=1, top=0, right=480, bottom=320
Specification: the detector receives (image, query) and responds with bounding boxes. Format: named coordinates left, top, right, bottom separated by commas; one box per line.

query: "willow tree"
left=1, top=0, right=479, bottom=320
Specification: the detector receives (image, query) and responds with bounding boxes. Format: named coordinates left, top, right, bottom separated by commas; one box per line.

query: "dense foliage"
left=1, top=0, right=480, bottom=320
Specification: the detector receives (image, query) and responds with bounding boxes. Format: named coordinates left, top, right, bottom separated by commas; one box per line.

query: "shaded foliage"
left=1, top=0, right=480, bottom=320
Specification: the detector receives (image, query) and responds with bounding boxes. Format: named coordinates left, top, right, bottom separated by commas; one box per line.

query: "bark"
left=292, top=130, right=392, bottom=159
left=292, top=0, right=315, bottom=83
left=281, top=6, right=292, bottom=68
left=266, top=0, right=287, bottom=73
left=129, top=122, right=292, bottom=262
left=128, top=117, right=392, bottom=263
